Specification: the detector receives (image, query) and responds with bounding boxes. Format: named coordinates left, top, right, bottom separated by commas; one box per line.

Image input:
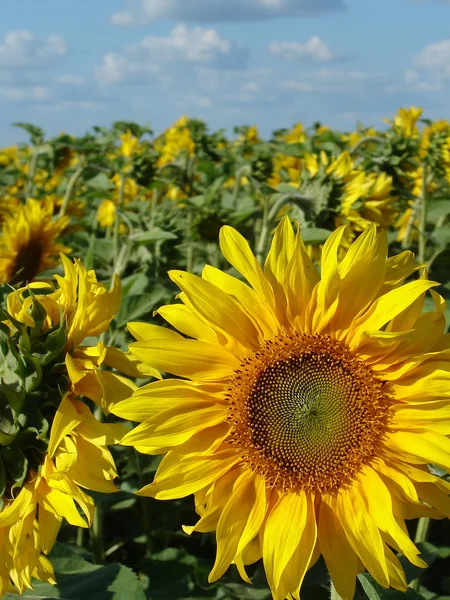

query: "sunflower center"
left=227, top=332, right=391, bottom=493
left=12, top=239, right=44, bottom=284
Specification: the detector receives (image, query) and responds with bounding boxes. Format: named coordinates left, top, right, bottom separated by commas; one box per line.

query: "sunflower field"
left=2, top=107, right=450, bottom=600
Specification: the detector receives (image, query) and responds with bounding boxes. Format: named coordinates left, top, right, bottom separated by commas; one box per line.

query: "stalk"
left=112, top=174, right=126, bottom=265
left=418, top=164, right=428, bottom=265
left=135, top=452, right=152, bottom=557
left=58, top=165, right=84, bottom=217
left=90, top=403, right=106, bottom=563
left=410, top=517, right=431, bottom=591
left=348, top=135, right=384, bottom=156
left=24, top=147, right=38, bottom=200
left=256, top=192, right=314, bottom=263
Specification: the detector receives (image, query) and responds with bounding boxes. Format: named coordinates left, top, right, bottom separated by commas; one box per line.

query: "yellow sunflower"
left=0, top=198, right=71, bottom=285
left=0, top=255, right=151, bottom=594
left=112, top=217, right=450, bottom=599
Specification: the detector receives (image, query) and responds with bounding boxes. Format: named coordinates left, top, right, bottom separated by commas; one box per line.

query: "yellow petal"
left=127, top=321, right=183, bottom=342
left=356, top=467, right=424, bottom=568
left=319, top=494, right=358, bottom=600
left=140, top=451, right=240, bottom=500
left=38, top=504, right=62, bottom=554
left=388, top=430, right=450, bottom=470
left=262, top=490, right=313, bottom=593
left=47, top=394, right=83, bottom=458
left=130, top=339, right=237, bottom=380
left=209, top=470, right=257, bottom=582
left=121, top=401, right=225, bottom=450
left=219, top=225, right=276, bottom=313
left=156, top=303, right=218, bottom=343
left=202, top=264, right=278, bottom=339
left=169, top=270, right=260, bottom=352
left=111, top=379, right=225, bottom=422
left=335, top=488, right=389, bottom=587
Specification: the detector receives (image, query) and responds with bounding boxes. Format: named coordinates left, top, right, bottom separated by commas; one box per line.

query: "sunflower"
left=0, top=255, right=151, bottom=594
left=0, top=198, right=71, bottom=285
left=112, top=218, right=450, bottom=599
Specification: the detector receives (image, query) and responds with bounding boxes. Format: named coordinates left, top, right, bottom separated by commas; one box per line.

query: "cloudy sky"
left=1, top=0, right=450, bottom=144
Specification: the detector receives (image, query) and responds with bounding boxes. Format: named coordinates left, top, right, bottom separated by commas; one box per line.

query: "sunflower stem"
left=329, top=581, right=343, bottom=600
left=418, top=163, right=428, bottom=265
left=24, top=147, right=38, bottom=200
left=410, top=517, right=431, bottom=590
left=256, top=193, right=270, bottom=264
left=90, top=403, right=105, bottom=564
left=150, top=187, right=159, bottom=229
left=59, top=165, right=84, bottom=217
left=186, top=211, right=194, bottom=272
left=135, top=452, right=153, bottom=557
left=113, top=174, right=126, bottom=265
left=348, top=135, right=384, bottom=156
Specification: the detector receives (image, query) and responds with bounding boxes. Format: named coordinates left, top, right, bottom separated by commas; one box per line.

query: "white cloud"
left=413, top=39, right=450, bottom=79
left=95, top=24, right=248, bottom=85
left=0, top=85, right=51, bottom=101
left=56, top=75, right=86, bottom=86
left=0, top=30, right=67, bottom=69
left=36, top=100, right=103, bottom=114
left=281, top=69, right=386, bottom=93
left=110, top=0, right=345, bottom=25
left=269, top=36, right=337, bottom=62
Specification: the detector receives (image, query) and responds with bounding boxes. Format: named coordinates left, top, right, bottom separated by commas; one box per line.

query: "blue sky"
left=1, top=0, right=450, bottom=144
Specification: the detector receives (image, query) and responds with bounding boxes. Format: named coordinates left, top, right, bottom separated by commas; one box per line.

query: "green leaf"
left=129, top=228, right=178, bottom=244
left=120, top=273, right=149, bottom=296
left=358, top=574, right=427, bottom=599
left=300, top=227, right=332, bottom=245
left=427, top=199, right=450, bottom=224
left=432, top=225, right=450, bottom=248
left=6, top=543, right=147, bottom=600
left=85, top=172, right=114, bottom=191
left=115, top=287, right=167, bottom=328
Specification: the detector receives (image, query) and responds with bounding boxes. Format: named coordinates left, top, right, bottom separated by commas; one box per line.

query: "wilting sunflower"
left=0, top=255, right=150, bottom=594
left=113, top=217, right=450, bottom=599
left=0, top=198, right=71, bottom=285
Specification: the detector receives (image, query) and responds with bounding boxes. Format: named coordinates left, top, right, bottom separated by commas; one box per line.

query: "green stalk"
left=256, top=194, right=270, bottom=265
left=112, top=174, right=126, bottom=265
left=255, top=192, right=313, bottom=263
left=150, top=187, right=159, bottom=229
left=135, top=452, right=152, bottom=557
left=348, top=135, right=385, bottom=156
left=186, top=211, right=194, bottom=273
left=410, top=517, right=431, bottom=591
left=24, top=147, right=38, bottom=200
left=401, top=195, right=421, bottom=250
left=418, top=164, right=428, bottom=265
left=90, top=404, right=105, bottom=564
left=58, top=165, right=84, bottom=217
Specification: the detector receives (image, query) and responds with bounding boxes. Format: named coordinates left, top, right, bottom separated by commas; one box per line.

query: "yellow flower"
left=155, top=116, right=195, bottom=167
left=0, top=199, right=71, bottom=285
left=0, top=145, right=19, bottom=166
left=341, top=171, right=397, bottom=233
left=97, top=199, right=117, bottom=227
left=283, top=123, right=305, bottom=144
left=0, top=255, right=149, bottom=593
left=326, top=151, right=353, bottom=180
left=392, top=107, right=423, bottom=138
left=113, top=218, right=450, bottom=599
left=120, top=131, right=140, bottom=158
left=345, top=127, right=378, bottom=148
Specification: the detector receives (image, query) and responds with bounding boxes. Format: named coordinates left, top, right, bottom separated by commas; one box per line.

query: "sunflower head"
left=0, top=256, right=134, bottom=594
left=113, top=217, right=450, bottom=600
left=0, top=199, right=71, bottom=285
